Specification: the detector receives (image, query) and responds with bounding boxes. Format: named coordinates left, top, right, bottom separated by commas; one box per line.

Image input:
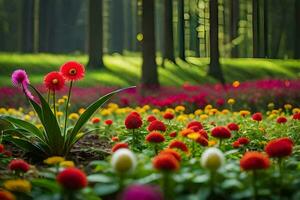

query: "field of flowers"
left=0, top=62, right=300, bottom=200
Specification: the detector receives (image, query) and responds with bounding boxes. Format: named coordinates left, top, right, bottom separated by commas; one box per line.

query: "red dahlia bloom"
left=148, top=120, right=166, bottom=132
left=227, top=123, right=239, bottom=131
left=147, top=115, right=157, bottom=122
left=60, top=61, right=85, bottom=81
left=276, top=116, right=287, bottom=124
left=196, top=136, right=208, bottom=146
left=265, top=137, right=293, bottom=158
left=252, top=112, right=263, bottom=121
left=105, top=119, right=113, bottom=125
left=8, top=159, right=30, bottom=173
left=0, top=190, right=15, bottom=200
left=211, top=126, right=231, bottom=139
left=146, top=132, right=165, bottom=143
left=198, top=129, right=208, bottom=139
left=112, top=142, right=129, bottom=152
left=187, top=121, right=203, bottom=130
left=125, top=112, right=143, bottom=129
left=3, top=151, right=12, bottom=157
left=111, top=136, right=119, bottom=142
left=163, top=112, right=174, bottom=120
left=57, top=168, right=87, bottom=190
left=293, top=113, right=300, bottom=120
left=153, top=154, right=179, bottom=171
left=91, top=117, right=100, bottom=124
left=232, top=141, right=240, bottom=148
left=237, top=137, right=250, bottom=145
left=0, top=144, right=4, bottom=153
left=169, top=140, right=188, bottom=153
left=159, top=149, right=181, bottom=162
left=240, top=151, right=270, bottom=171
left=44, top=71, right=65, bottom=91
left=169, top=131, right=177, bottom=137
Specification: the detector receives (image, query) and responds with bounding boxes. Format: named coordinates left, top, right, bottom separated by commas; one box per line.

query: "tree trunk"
left=230, top=0, right=239, bottom=58
left=33, top=0, right=39, bottom=53
left=189, top=0, right=200, bottom=57
left=109, top=0, right=124, bottom=54
left=295, top=0, right=300, bottom=59
left=178, top=0, right=185, bottom=60
left=87, top=0, right=104, bottom=69
left=163, top=0, right=175, bottom=62
left=252, top=0, right=260, bottom=57
left=141, top=0, right=159, bottom=87
left=208, top=0, right=225, bottom=84
left=22, top=0, right=34, bottom=52
left=263, top=0, right=268, bottom=58
left=124, top=0, right=133, bottom=51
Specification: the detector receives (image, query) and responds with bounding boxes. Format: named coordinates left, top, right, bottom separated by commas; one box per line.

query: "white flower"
left=201, top=147, right=225, bottom=170
left=111, top=149, right=137, bottom=174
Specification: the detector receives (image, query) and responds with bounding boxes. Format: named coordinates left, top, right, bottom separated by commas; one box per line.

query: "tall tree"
left=252, top=0, right=260, bottom=57
left=163, top=0, right=175, bottom=62
left=22, top=0, right=34, bottom=52
left=109, top=0, right=124, bottom=54
left=87, top=0, right=104, bottom=69
left=230, top=0, right=239, bottom=57
left=178, top=0, right=185, bottom=60
left=295, top=0, right=300, bottom=59
left=263, top=0, right=268, bottom=57
left=141, top=0, right=159, bottom=87
left=208, top=0, right=225, bottom=84
left=189, top=0, right=200, bottom=57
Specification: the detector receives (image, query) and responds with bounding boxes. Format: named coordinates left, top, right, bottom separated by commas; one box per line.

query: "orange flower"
left=112, top=142, right=129, bottom=152
left=159, top=148, right=181, bottom=162
left=240, top=151, right=270, bottom=171
left=153, top=154, right=179, bottom=171
left=169, top=140, right=189, bottom=153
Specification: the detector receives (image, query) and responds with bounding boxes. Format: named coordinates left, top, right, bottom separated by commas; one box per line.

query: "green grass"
left=0, top=53, right=300, bottom=87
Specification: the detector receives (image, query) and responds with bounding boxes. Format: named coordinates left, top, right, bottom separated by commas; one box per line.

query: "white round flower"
left=201, top=147, right=225, bottom=170
left=111, top=149, right=137, bottom=174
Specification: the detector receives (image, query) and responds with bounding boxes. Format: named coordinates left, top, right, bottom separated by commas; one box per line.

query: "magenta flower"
left=11, top=69, right=34, bottom=100
left=121, top=184, right=163, bottom=200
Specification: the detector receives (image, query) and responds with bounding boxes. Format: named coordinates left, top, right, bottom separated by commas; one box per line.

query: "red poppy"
left=237, top=137, right=250, bottom=145
left=105, top=119, right=113, bottom=125
left=265, top=137, right=293, bottom=158
left=146, top=132, right=165, bottom=143
left=252, top=112, right=263, bottom=121
left=211, top=126, right=231, bottom=139
left=60, top=61, right=85, bottom=81
left=196, top=136, right=208, bottom=146
left=232, top=141, right=240, bottom=148
left=91, top=117, right=100, bottom=124
left=44, top=71, right=65, bottom=91
left=276, top=116, right=287, bottom=124
left=187, top=121, right=203, bottom=130
left=147, top=115, right=157, bottom=122
left=169, top=140, right=189, bottom=153
left=112, top=142, right=129, bottom=152
left=0, top=144, right=4, bottom=153
left=159, top=148, right=181, bottom=161
left=125, top=112, right=143, bottom=129
left=152, top=154, right=179, bottom=171
left=57, top=168, right=88, bottom=190
left=8, top=159, right=30, bottom=173
left=148, top=120, right=166, bottom=132
left=163, top=112, right=174, bottom=120
left=240, top=151, right=270, bottom=171
left=169, top=131, right=177, bottom=137
left=293, top=113, right=300, bottom=120
left=227, top=123, right=239, bottom=131
left=198, top=129, right=208, bottom=140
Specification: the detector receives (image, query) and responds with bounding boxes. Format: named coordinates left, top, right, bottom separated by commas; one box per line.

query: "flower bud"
left=111, top=149, right=137, bottom=174
left=201, top=147, right=225, bottom=171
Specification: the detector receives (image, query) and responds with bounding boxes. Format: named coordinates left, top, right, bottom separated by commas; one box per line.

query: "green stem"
left=252, top=170, right=258, bottom=200
left=209, top=170, right=215, bottom=196
left=219, top=139, right=223, bottom=149
left=278, top=158, right=283, bottom=197
left=63, top=81, right=73, bottom=136
left=47, top=89, right=50, bottom=104
left=53, top=90, right=56, bottom=117
left=163, top=172, right=173, bottom=200
left=154, top=144, right=158, bottom=155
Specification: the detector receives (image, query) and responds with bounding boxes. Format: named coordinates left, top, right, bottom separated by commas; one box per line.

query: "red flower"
left=91, top=117, right=100, bottom=124
left=147, top=115, right=157, bottom=122
left=159, top=148, right=181, bottom=162
left=163, top=112, right=174, bottom=120
left=0, top=190, right=15, bottom=200
left=187, top=121, right=203, bottom=130
left=169, top=140, right=189, bottom=153
left=169, top=131, right=177, bottom=137
left=8, top=159, right=30, bottom=173
left=227, top=123, right=239, bottom=131
left=152, top=154, right=179, bottom=171
left=44, top=71, right=65, bottom=91
left=276, top=116, right=287, bottom=124
left=3, top=151, right=12, bottom=157
left=148, top=120, right=166, bottom=132
left=232, top=141, right=240, bottom=148
left=111, top=136, right=119, bottom=142
left=146, top=132, right=165, bottom=143
left=60, top=61, right=85, bottom=81
left=240, top=151, right=270, bottom=171
left=125, top=112, right=143, bottom=129
left=196, top=136, right=208, bottom=146
left=105, top=119, right=113, bottom=126
left=211, top=126, right=231, bottom=139
left=57, top=168, right=87, bottom=190
left=0, top=144, right=4, bottom=153
left=293, top=113, right=300, bottom=120
left=237, top=137, right=250, bottom=145
left=112, top=142, right=129, bottom=152
left=265, top=137, right=293, bottom=158
left=198, top=129, right=208, bottom=139
left=252, top=112, right=263, bottom=121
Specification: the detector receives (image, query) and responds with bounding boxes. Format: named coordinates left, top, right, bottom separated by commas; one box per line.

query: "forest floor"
left=0, top=53, right=300, bottom=87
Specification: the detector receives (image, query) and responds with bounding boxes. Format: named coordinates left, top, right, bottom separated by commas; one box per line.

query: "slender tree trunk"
left=141, top=0, right=159, bottom=87
left=87, top=0, right=104, bottom=69
left=208, top=0, right=225, bottom=84
left=22, top=0, right=34, bottom=52
left=178, top=0, right=185, bottom=60
left=33, top=0, right=39, bottom=53
left=295, top=0, right=300, bottom=59
left=252, top=0, right=260, bottom=57
left=109, top=0, right=124, bottom=54
left=263, top=0, right=268, bottom=57
left=189, top=0, right=200, bottom=57
left=124, top=0, right=133, bottom=51
left=163, top=0, right=175, bottom=62
left=230, top=0, right=239, bottom=58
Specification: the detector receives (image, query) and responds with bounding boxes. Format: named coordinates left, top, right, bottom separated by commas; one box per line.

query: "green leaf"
left=68, top=86, right=136, bottom=147
left=31, top=179, right=60, bottom=193
left=93, top=183, right=119, bottom=196
left=87, top=174, right=114, bottom=183
left=28, top=97, right=45, bottom=124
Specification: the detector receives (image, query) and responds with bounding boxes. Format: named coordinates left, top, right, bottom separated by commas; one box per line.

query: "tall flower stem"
left=209, top=170, right=215, bottom=196
left=219, top=139, right=223, bottom=149
left=63, top=81, right=73, bottom=136
left=53, top=91, right=56, bottom=117
left=162, top=172, right=173, bottom=200
left=47, top=90, right=50, bottom=104
left=278, top=158, right=283, bottom=197
left=252, top=170, right=258, bottom=200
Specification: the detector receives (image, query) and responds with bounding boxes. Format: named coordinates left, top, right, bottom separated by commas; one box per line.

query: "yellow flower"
left=175, top=105, right=185, bottom=112
left=56, top=111, right=63, bottom=117
left=209, top=109, right=218, bottom=115
left=44, top=156, right=65, bottom=165
left=4, top=179, right=31, bottom=193
left=60, top=161, right=75, bottom=168
left=227, top=98, right=235, bottom=105
left=62, top=95, right=68, bottom=100
left=69, top=113, right=79, bottom=120
left=58, top=98, right=65, bottom=105
left=221, top=109, right=230, bottom=114
left=239, top=110, right=250, bottom=117
left=142, top=105, right=150, bottom=111
left=194, top=109, right=202, bottom=115
left=24, top=115, right=31, bottom=121
left=284, top=104, right=292, bottom=110
left=187, top=132, right=200, bottom=140
left=177, top=115, right=188, bottom=122
left=200, top=114, right=209, bottom=120
left=268, top=102, right=275, bottom=110
left=78, top=108, right=86, bottom=115
left=165, top=108, right=175, bottom=114
left=292, top=108, right=300, bottom=114
left=204, top=104, right=213, bottom=111
left=36, top=124, right=43, bottom=129
left=76, top=132, right=84, bottom=139
left=28, top=111, right=35, bottom=116
left=100, top=109, right=111, bottom=116
left=152, top=109, right=160, bottom=114
left=208, top=140, right=217, bottom=147
left=232, top=81, right=240, bottom=88
left=0, top=190, right=15, bottom=200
